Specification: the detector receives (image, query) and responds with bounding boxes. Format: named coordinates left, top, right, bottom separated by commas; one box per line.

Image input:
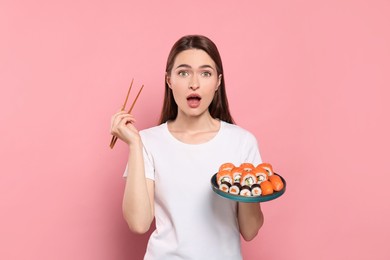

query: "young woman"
left=111, top=35, right=264, bottom=259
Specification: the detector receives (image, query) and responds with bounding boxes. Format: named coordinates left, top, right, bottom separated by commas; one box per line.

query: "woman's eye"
left=178, top=71, right=189, bottom=77
left=201, top=71, right=212, bottom=77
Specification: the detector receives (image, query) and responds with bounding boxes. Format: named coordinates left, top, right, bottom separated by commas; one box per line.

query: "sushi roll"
left=269, top=174, right=284, bottom=191
left=260, top=180, right=274, bottom=195
left=251, top=184, right=262, bottom=196
left=258, top=163, right=274, bottom=176
left=229, top=183, right=242, bottom=195
left=239, top=185, right=252, bottom=197
left=240, top=163, right=255, bottom=172
left=219, top=181, right=232, bottom=193
left=219, top=162, right=235, bottom=172
left=217, top=170, right=233, bottom=186
left=252, top=167, right=268, bottom=184
left=231, top=167, right=244, bottom=183
left=240, top=171, right=257, bottom=187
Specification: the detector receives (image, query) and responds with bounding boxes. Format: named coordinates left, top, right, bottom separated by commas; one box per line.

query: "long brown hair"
left=158, top=35, right=235, bottom=124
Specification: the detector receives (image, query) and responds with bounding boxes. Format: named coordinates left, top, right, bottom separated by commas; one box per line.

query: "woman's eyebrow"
left=175, top=64, right=191, bottom=69
left=199, top=65, right=215, bottom=70
left=175, top=64, right=215, bottom=70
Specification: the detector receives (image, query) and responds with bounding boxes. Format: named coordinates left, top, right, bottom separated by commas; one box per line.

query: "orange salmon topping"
left=260, top=180, right=274, bottom=195
left=269, top=175, right=284, bottom=191
left=219, top=162, right=235, bottom=172
left=240, top=163, right=255, bottom=172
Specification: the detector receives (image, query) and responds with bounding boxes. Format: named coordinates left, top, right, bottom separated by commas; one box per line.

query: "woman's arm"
left=237, top=202, right=264, bottom=241
left=122, top=140, right=154, bottom=234
left=111, top=111, right=154, bottom=234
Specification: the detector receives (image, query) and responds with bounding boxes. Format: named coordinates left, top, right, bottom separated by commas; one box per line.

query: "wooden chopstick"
left=121, top=78, right=134, bottom=110
left=109, top=79, right=134, bottom=148
left=127, top=84, right=144, bottom=114
left=110, top=83, right=144, bottom=149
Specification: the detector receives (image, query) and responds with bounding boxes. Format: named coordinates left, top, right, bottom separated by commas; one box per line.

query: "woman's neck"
left=167, top=112, right=221, bottom=144
left=169, top=112, right=219, bottom=133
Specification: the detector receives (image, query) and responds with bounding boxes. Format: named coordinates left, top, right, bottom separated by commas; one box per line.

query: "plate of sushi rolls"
left=211, top=162, right=286, bottom=203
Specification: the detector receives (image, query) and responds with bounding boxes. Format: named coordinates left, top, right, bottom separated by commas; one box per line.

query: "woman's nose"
left=189, top=76, right=200, bottom=90
left=189, top=85, right=200, bottom=90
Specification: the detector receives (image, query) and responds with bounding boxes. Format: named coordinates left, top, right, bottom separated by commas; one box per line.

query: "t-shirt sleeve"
left=122, top=145, right=155, bottom=180
left=142, top=145, right=155, bottom=180
left=242, top=132, right=262, bottom=165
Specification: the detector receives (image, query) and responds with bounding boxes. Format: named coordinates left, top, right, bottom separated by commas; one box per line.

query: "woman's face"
left=167, top=49, right=221, bottom=119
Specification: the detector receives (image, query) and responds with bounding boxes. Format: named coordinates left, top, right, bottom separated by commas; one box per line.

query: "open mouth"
left=186, top=94, right=201, bottom=101
left=186, top=94, right=201, bottom=108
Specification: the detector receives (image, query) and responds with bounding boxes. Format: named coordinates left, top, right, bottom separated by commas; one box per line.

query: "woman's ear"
left=216, top=74, right=222, bottom=91
left=166, top=73, right=172, bottom=88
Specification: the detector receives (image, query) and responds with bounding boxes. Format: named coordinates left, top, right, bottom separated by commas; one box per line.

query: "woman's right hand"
left=110, top=111, right=141, bottom=146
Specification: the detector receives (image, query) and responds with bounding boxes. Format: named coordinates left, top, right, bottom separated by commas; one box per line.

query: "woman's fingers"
left=111, top=111, right=129, bottom=127
left=111, top=112, right=135, bottom=131
left=110, top=111, right=139, bottom=144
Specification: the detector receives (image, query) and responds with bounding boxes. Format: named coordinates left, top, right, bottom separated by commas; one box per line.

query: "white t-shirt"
left=125, top=121, right=262, bottom=260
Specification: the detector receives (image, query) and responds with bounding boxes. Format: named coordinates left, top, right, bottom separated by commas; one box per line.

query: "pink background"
left=1, top=0, right=389, bottom=259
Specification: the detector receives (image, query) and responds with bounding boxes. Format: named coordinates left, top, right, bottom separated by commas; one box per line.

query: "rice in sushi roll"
left=217, top=170, right=233, bottom=186
left=229, top=183, right=242, bottom=195
left=239, top=185, right=252, bottom=197
left=219, top=181, right=232, bottom=193
left=231, top=167, right=244, bottom=183
left=251, top=184, right=262, bottom=196
left=240, top=171, right=257, bottom=187
left=252, top=167, right=268, bottom=184
left=258, top=163, right=274, bottom=176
